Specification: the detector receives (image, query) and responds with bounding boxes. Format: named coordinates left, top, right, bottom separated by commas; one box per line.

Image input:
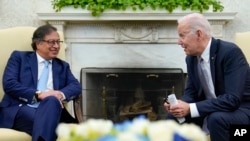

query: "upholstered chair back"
left=234, top=31, right=250, bottom=64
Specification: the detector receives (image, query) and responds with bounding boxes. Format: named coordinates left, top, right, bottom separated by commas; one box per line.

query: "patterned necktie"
left=28, top=60, right=49, bottom=108
left=197, top=57, right=215, bottom=99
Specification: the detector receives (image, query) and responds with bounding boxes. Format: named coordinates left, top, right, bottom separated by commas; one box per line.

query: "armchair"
left=234, top=31, right=250, bottom=63
left=0, top=26, right=83, bottom=141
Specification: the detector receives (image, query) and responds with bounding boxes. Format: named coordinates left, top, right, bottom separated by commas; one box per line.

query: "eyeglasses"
left=42, top=40, right=63, bottom=46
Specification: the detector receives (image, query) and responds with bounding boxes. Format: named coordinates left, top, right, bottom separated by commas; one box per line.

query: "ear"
left=196, top=30, right=203, bottom=38
left=196, top=30, right=205, bottom=41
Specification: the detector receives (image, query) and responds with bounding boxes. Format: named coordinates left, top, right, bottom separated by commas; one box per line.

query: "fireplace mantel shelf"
left=37, top=11, right=237, bottom=22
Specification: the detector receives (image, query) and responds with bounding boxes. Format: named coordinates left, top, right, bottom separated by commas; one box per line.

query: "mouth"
left=49, top=48, right=59, bottom=55
left=182, top=46, right=187, bottom=50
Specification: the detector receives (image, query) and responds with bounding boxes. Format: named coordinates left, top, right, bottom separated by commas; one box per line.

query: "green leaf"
left=51, top=0, right=224, bottom=16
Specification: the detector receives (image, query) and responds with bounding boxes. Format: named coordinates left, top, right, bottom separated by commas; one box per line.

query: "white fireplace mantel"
left=36, top=10, right=237, bottom=77
left=37, top=10, right=237, bottom=25
left=37, top=10, right=237, bottom=38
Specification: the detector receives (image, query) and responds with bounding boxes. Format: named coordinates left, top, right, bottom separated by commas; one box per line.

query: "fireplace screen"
left=81, top=68, right=185, bottom=122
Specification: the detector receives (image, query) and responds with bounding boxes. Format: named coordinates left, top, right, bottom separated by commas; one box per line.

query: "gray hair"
left=178, top=13, right=212, bottom=38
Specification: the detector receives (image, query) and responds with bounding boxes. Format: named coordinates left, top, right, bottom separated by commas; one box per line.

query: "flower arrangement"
left=56, top=116, right=207, bottom=141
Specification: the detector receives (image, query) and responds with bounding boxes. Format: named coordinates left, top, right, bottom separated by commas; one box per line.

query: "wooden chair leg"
left=73, top=94, right=84, bottom=123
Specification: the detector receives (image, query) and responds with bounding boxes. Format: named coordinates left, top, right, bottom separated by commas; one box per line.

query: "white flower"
left=56, top=117, right=208, bottom=141
left=147, top=120, right=180, bottom=141
left=56, top=123, right=77, bottom=139
left=176, top=123, right=207, bottom=141
left=117, top=131, right=142, bottom=141
left=74, top=122, right=88, bottom=138
left=75, top=119, right=113, bottom=140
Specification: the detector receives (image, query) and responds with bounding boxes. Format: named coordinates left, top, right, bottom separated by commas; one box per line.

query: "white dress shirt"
left=189, top=38, right=217, bottom=134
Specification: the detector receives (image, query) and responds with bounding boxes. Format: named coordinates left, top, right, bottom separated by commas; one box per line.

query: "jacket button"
left=19, top=104, right=22, bottom=107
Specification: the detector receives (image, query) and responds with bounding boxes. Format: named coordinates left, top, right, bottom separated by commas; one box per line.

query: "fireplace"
left=37, top=10, right=236, bottom=121
left=81, top=68, right=185, bottom=122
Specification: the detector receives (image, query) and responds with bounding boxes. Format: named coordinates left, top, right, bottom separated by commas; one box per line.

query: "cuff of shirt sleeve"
left=60, top=92, right=66, bottom=101
left=189, top=103, right=200, bottom=118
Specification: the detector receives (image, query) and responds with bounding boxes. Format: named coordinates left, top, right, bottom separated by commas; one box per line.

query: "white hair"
left=178, top=13, right=212, bottom=37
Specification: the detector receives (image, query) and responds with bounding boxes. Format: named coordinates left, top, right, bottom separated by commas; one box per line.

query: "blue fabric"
left=28, top=60, right=49, bottom=108
left=174, top=133, right=190, bottom=141
left=37, top=60, right=49, bottom=92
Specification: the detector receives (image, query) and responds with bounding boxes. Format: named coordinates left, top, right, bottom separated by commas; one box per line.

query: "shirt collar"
left=200, top=38, right=212, bottom=63
left=36, top=52, right=52, bottom=64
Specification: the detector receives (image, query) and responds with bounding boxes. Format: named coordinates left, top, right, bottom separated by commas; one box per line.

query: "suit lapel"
left=52, top=60, right=59, bottom=89
left=209, top=38, right=218, bottom=86
left=28, top=53, right=38, bottom=86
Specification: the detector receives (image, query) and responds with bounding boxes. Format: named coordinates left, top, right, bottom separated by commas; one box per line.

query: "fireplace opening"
left=81, top=68, right=185, bottom=122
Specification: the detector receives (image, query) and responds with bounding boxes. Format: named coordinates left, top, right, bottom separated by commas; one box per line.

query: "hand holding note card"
left=168, top=94, right=185, bottom=123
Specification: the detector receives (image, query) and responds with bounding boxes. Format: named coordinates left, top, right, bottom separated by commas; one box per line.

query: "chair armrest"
left=73, top=95, right=83, bottom=123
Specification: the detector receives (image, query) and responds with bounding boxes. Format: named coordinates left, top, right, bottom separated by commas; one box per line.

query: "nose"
left=178, top=38, right=183, bottom=46
left=53, top=42, right=60, bottom=48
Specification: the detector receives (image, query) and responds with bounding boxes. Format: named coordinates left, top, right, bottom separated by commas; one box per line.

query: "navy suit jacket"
left=182, top=38, right=250, bottom=118
left=0, top=51, right=82, bottom=128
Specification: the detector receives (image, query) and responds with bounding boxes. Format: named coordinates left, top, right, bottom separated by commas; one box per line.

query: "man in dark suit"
left=164, top=13, right=250, bottom=141
left=0, top=24, right=82, bottom=141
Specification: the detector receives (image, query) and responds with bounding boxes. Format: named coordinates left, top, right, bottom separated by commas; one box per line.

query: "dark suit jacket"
left=182, top=38, right=250, bottom=118
left=0, top=51, right=82, bottom=128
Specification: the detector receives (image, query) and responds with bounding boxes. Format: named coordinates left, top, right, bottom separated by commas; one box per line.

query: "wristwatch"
left=35, top=90, right=42, bottom=101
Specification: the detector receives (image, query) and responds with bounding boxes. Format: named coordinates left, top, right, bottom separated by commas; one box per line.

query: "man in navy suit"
left=0, top=24, right=82, bottom=141
left=164, top=13, right=250, bottom=141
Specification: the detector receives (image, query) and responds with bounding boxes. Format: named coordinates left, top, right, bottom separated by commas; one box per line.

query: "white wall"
left=0, top=0, right=250, bottom=42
